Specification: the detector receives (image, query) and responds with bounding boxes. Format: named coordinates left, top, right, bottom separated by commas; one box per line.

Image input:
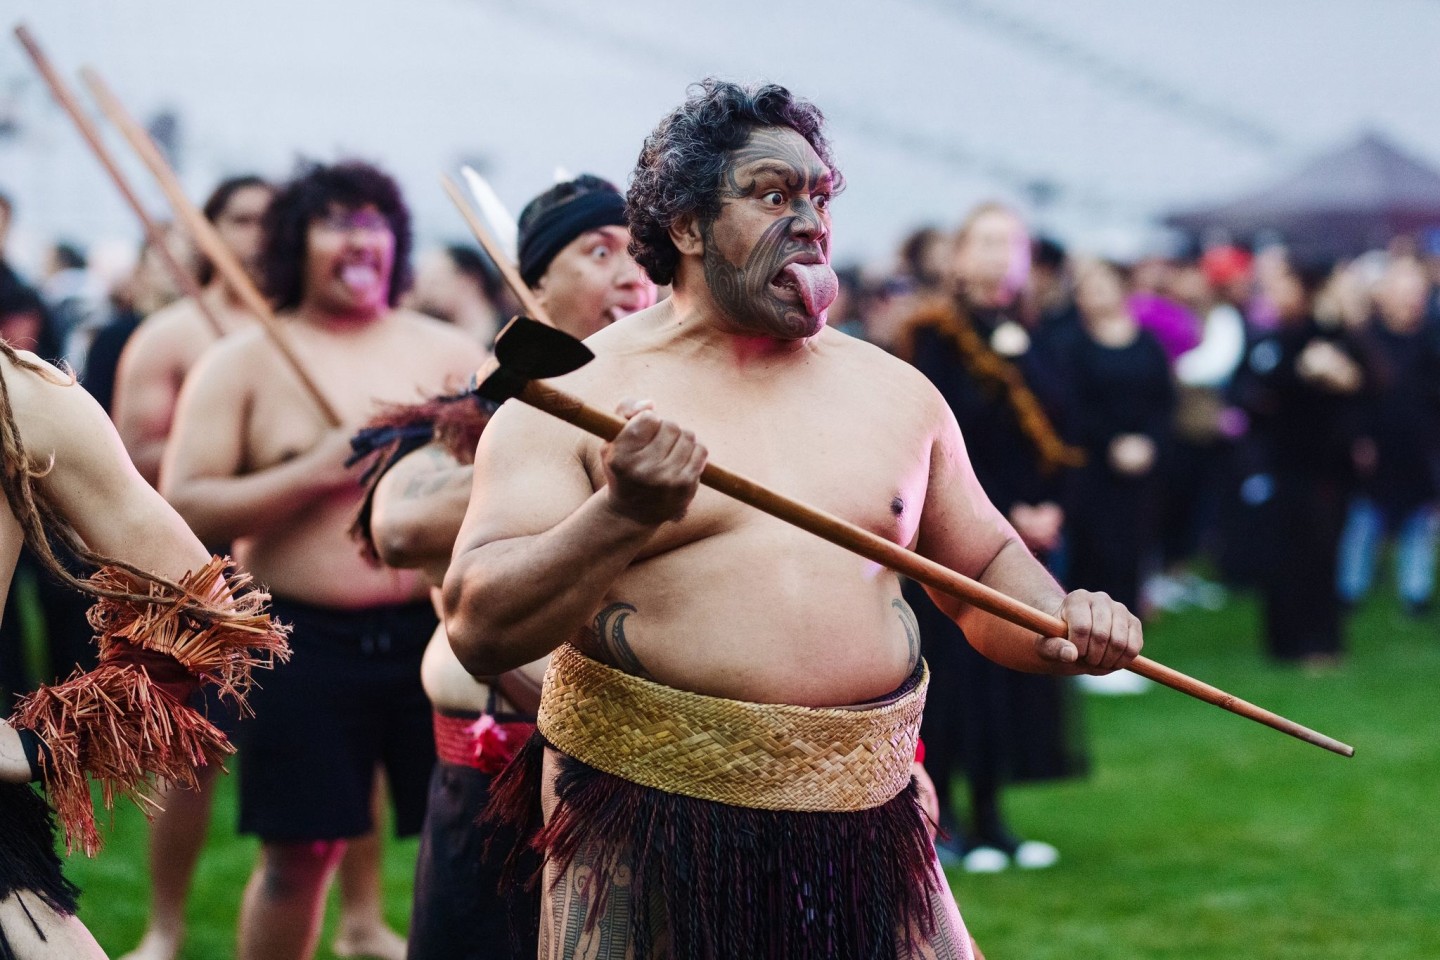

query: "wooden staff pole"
left=14, top=25, right=223, bottom=337
left=80, top=67, right=342, bottom=427
left=440, top=174, right=553, bottom=326
left=499, top=368, right=1356, bottom=759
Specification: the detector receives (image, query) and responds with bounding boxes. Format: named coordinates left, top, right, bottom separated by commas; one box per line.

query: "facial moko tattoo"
left=700, top=127, right=840, bottom=340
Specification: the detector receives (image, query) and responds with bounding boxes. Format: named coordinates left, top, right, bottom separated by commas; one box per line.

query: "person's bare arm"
left=370, top=443, right=474, bottom=582
left=917, top=395, right=1141, bottom=675
left=0, top=352, right=228, bottom=784
left=160, top=344, right=356, bottom=544
left=7, top=351, right=212, bottom=580
left=111, top=315, right=189, bottom=487
left=0, top=501, right=25, bottom=783
left=443, top=398, right=705, bottom=677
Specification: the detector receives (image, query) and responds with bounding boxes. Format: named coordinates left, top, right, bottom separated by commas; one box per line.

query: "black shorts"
left=407, top=761, right=540, bottom=960
left=237, top=596, right=436, bottom=842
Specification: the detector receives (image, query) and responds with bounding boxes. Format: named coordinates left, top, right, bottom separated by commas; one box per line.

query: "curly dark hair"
left=260, top=161, right=413, bottom=311
left=626, top=79, right=842, bottom=286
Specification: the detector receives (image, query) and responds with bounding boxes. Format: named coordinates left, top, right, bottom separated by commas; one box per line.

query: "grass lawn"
left=51, top=586, right=1440, bottom=958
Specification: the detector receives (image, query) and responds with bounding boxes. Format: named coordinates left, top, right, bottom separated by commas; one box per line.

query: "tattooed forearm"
left=894, top=597, right=921, bottom=672
left=589, top=602, right=653, bottom=680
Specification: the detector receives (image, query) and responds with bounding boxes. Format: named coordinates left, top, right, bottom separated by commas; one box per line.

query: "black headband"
left=518, top=190, right=628, bottom=288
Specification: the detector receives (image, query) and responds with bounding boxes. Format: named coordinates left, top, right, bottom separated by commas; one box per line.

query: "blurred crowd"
left=6, top=186, right=1439, bottom=673
left=2, top=179, right=1438, bottom=888
left=846, top=212, right=1440, bottom=652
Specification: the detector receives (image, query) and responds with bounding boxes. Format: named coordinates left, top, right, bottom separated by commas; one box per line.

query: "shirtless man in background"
left=162, top=161, right=484, bottom=960
left=361, top=173, right=654, bottom=960
left=445, top=81, right=1140, bottom=958
left=112, top=174, right=273, bottom=960
left=113, top=175, right=271, bottom=486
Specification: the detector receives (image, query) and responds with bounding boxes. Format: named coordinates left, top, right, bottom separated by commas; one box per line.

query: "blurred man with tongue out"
left=445, top=80, right=1142, bottom=959
left=161, top=161, right=485, bottom=960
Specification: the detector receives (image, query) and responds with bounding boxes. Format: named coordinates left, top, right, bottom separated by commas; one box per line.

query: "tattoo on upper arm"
left=894, top=597, right=921, bottom=670
left=397, top=450, right=468, bottom=501
left=589, top=602, right=653, bottom=680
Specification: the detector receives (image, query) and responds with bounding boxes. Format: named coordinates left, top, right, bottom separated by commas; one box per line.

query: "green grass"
left=49, top=586, right=1440, bottom=958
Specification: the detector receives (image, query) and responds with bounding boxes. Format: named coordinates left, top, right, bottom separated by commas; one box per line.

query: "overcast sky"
left=4, top=0, right=1437, bottom=272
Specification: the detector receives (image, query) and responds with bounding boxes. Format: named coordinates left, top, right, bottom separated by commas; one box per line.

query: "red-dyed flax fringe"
left=11, top=556, right=290, bottom=855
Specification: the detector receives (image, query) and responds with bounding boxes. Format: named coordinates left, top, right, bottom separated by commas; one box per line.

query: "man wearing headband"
left=518, top=175, right=654, bottom=337
left=446, top=81, right=1141, bottom=958
left=346, top=174, right=655, bottom=960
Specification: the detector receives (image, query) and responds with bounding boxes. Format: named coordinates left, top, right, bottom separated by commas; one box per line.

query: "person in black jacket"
left=897, top=203, right=1089, bottom=872
left=1337, top=256, right=1440, bottom=616
left=1058, top=259, right=1176, bottom=615
left=1233, top=258, right=1369, bottom=665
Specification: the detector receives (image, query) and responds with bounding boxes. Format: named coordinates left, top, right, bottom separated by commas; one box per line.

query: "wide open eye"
left=813, top=193, right=831, bottom=211
left=762, top=191, right=785, bottom=207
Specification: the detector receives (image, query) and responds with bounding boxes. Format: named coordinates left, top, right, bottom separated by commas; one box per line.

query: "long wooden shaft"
left=79, top=67, right=342, bottom=427
left=14, top=25, right=223, bottom=338
left=515, top=377, right=1355, bottom=758
left=440, top=175, right=553, bottom=326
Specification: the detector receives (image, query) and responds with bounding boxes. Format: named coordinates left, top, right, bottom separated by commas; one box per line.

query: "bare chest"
left=579, top=366, right=933, bottom=552
left=244, top=341, right=461, bottom=468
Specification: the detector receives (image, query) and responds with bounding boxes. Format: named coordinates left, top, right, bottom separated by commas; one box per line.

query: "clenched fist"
left=1036, top=590, right=1143, bottom=674
left=602, top=399, right=708, bottom=527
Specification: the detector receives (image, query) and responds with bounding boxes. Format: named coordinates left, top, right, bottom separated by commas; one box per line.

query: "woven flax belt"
left=538, top=643, right=928, bottom=813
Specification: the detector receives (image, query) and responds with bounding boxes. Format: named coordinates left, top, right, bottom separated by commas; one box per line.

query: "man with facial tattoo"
left=162, top=162, right=485, bottom=960
left=446, top=81, right=1142, bottom=960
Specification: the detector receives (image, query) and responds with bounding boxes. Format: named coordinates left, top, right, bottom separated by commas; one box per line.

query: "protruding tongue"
left=341, top=263, right=380, bottom=293
left=780, top=262, right=838, bottom=317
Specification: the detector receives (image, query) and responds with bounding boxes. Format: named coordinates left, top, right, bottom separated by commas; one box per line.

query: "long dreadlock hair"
left=0, top=341, right=198, bottom=606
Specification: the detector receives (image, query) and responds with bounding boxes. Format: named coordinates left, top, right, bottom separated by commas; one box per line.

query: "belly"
left=421, top=623, right=490, bottom=712
left=593, top=527, right=918, bottom=708
left=237, top=498, right=427, bottom=608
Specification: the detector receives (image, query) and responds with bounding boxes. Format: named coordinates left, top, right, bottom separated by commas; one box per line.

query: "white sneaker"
left=1013, top=840, right=1060, bottom=869
left=1075, top=670, right=1151, bottom=695
left=961, top=846, right=1010, bottom=874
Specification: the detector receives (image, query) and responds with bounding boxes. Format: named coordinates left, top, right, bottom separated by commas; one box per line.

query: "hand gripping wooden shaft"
left=514, top=378, right=1355, bottom=758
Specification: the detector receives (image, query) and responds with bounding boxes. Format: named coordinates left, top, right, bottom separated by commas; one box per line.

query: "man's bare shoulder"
left=391, top=308, right=486, bottom=349
left=820, top=326, right=947, bottom=420
left=131, top=298, right=221, bottom=348
left=122, top=299, right=219, bottom=371
left=181, top=323, right=271, bottom=387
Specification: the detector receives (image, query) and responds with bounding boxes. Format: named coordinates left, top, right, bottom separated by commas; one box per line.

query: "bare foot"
left=333, top=924, right=406, bottom=960
left=118, top=928, right=183, bottom=960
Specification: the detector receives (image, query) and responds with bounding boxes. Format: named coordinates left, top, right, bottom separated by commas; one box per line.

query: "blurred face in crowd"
left=303, top=203, right=395, bottom=318
left=129, top=224, right=195, bottom=314
left=1074, top=259, right=1129, bottom=323
left=953, top=207, right=1029, bottom=307
left=214, top=184, right=274, bottom=279
left=1167, top=262, right=1209, bottom=311
left=536, top=225, right=656, bottom=340
left=0, top=306, right=43, bottom=352
left=1265, top=264, right=1309, bottom=323
left=1374, top=257, right=1427, bottom=333
left=695, top=126, right=838, bottom=340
